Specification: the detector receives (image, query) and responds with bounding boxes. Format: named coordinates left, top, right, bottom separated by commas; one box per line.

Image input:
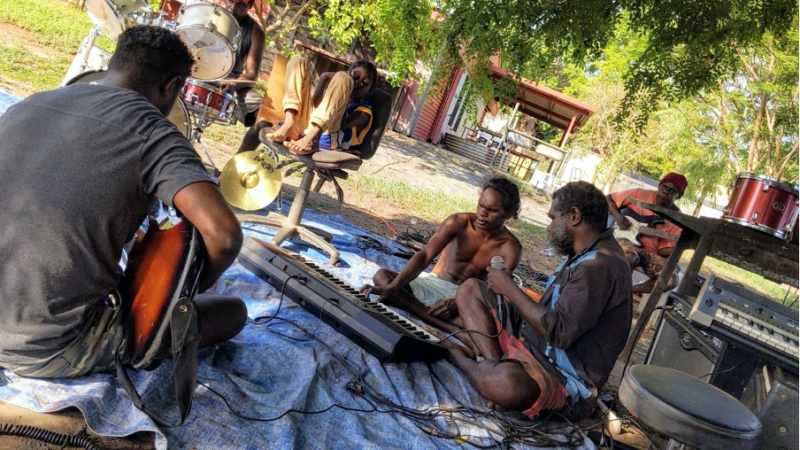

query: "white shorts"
left=408, top=272, right=459, bottom=307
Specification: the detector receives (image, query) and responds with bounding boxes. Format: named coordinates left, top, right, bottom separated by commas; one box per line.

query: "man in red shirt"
left=607, top=172, right=688, bottom=294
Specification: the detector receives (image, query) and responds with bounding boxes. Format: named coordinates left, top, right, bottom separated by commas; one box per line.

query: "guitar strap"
left=115, top=297, right=200, bottom=428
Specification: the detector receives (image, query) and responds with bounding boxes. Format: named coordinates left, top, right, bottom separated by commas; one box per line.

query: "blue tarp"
left=0, top=92, right=593, bottom=449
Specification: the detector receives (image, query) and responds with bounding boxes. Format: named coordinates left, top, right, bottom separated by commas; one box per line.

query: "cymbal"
left=219, top=151, right=282, bottom=211
left=215, top=79, right=258, bottom=85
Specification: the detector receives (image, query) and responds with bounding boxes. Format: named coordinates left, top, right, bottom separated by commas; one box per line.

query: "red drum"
left=723, top=173, right=799, bottom=240
left=181, top=78, right=238, bottom=125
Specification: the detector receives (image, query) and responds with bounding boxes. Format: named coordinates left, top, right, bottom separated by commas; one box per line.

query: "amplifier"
left=646, top=295, right=759, bottom=398
left=741, top=365, right=799, bottom=450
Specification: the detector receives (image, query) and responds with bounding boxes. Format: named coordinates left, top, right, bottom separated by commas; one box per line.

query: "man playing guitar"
left=0, top=27, right=246, bottom=380
left=607, top=172, right=688, bottom=294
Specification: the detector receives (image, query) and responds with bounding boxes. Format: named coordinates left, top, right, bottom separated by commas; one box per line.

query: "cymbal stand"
left=258, top=142, right=283, bottom=213
left=187, top=93, right=221, bottom=176
left=60, top=28, right=98, bottom=87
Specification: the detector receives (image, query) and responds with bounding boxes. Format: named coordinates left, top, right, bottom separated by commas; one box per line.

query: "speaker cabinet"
left=741, top=366, right=798, bottom=450
left=646, top=307, right=759, bottom=398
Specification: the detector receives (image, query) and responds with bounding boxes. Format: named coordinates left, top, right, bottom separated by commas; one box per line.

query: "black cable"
left=249, top=274, right=305, bottom=326
left=197, top=379, right=381, bottom=422
left=697, top=361, right=742, bottom=380
left=433, top=327, right=501, bottom=343
left=233, top=277, right=585, bottom=448
left=355, top=235, right=413, bottom=259
left=0, top=424, right=102, bottom=450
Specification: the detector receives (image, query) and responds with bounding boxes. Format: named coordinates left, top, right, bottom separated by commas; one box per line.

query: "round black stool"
left=619, top=365, right=761, bottom=450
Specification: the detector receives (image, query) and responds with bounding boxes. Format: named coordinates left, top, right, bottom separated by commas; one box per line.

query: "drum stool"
left=619, top=365, right=761, bottom=450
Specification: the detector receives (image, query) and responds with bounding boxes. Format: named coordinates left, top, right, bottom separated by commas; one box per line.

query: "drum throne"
left=242, top=56, right=393, bottom=265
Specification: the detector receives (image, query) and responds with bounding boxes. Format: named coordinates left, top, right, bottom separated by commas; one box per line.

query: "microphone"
left=490, top=255, right=505, bottom=270
left=489, top=256, right=505, bottom=314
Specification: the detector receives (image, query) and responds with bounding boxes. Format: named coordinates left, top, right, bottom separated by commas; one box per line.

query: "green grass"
left=509, top=218, right=547, bottom=238
left=347, top=172, right=475, bottom=222
left=0, top=0, right=113, bottom=54
left=0, top=44, right=71, bottom=92
left=202, top=123, right=249, bottom=149
left=0, top=0, right=116, bottom=93
left=346, top=172, right=547, bottom=237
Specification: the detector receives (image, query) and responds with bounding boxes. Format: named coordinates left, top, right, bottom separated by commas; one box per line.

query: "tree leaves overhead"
left=263, top=0, right=795, bottom=124
left=433, top=0, right=795, bottom=122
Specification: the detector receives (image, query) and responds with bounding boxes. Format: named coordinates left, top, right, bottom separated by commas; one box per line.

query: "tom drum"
left=85, top=0, right=153, bottom=40
left=723, top=173, right=799, bottom=240
left=181, top=78, right=238, bottom=125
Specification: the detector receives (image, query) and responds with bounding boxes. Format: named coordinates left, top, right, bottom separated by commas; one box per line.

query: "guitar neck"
left=637, top=226, right=679, bottom=241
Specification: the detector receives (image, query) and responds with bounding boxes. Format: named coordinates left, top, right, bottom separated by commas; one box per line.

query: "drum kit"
left=63, top=0, right=253, bottom=173
left=723, top=173, right=799, bottom=242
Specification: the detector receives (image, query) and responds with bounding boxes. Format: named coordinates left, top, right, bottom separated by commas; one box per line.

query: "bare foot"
left=265, top=121, right=299, bottom=142
left=285, top=134, right=318, bottom=155
left=486, top=401, right=509, bottom=412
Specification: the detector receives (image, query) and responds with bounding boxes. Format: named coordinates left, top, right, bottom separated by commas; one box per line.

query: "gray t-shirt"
left=0, top=83, right=212, bottom=366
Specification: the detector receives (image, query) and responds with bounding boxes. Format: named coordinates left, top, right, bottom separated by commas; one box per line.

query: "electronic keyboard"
left=238, top=238, right=447, bottom=362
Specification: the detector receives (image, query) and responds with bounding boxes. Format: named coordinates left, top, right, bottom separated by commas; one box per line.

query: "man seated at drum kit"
left=0, top=26, right=246, bottom=379
left=83, top=0, right=263, bottom=132
left=237, top=56, right=379, bottom=155
left=607, top=172, right=688, bottom=294
left=173, top=0, right=264, bottom=129
left=217, top=0, right=264, bottom=127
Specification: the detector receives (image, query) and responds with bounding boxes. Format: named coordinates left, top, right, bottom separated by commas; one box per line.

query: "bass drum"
left=174, top=2, right=241, bottom=80
left=85, top=0, right=153, bottom=40
left=65, top=70, right=191, bottom=138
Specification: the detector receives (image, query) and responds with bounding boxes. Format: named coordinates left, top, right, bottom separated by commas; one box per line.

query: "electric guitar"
left=613, top=217, right=680, bottom=247
left=120, top=219, right=204, bottom=370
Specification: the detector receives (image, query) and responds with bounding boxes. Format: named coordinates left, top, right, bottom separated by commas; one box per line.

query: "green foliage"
left=433, top=0, right=796, bottom=127
left=674, top=18, right=799, bottom=203
left=320, top=0, right=440, bottom=86
left=621, top=0, right=797, bottom=127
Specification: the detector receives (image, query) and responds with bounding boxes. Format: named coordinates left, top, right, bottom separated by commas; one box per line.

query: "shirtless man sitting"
left=360, top=177, right=522, bottom=332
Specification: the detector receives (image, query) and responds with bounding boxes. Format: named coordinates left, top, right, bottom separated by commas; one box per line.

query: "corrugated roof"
left=490, top=66, right=596, bottom=131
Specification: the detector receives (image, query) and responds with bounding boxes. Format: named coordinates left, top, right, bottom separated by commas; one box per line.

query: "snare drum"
left=66, top=70, right=192, bottom=138
left=85, top=0, right=153, bottom=40
left=181, top=78, right=238, bottom=125
left=175, top=2, right=241, bottom=80
left=723, top=173, right=799, bottom=240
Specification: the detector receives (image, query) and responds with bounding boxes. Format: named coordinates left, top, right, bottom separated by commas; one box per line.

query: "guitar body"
left=612, top=215, right=680, bottom=247
left=613, top=218, right=649, bottom=245
left=120, top=219, right=204, bottom=370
